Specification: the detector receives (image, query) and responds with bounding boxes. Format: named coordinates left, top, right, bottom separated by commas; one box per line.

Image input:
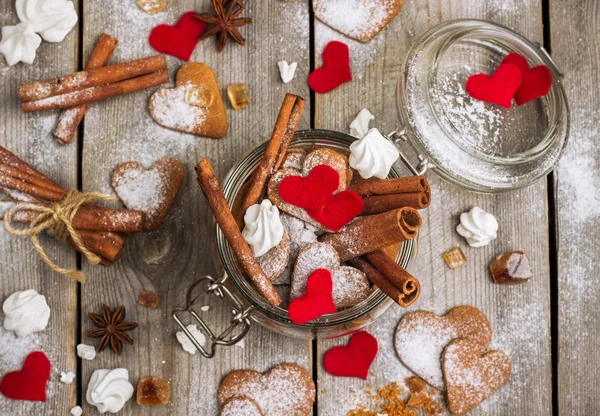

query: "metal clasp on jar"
left=172, top=275, right=253, bottom=358
left=385, top=130, right=430, bottom=176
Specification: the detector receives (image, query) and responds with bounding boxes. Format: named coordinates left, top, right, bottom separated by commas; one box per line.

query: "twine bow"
left=3, top=190, right=117, bottom=283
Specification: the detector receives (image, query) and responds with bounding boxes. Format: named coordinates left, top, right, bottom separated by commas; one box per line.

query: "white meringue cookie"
left=277, top=60, right=297, bottom=83
left=2, top=289, right=50, bottom=337
left=456, top=206, right=499, bottom=247
left=349, top=128, right=400, bottom=179
left=16, top=0, right=78, bottom=43
left=86, top=368, right=133, bottom=414
left=0, top=23, right=41, bottom=66
left=77, top=344, right=96, bottom=361
left=242, top=199, right=284, bottom=257
left=349, top=108, right=374, bottom=138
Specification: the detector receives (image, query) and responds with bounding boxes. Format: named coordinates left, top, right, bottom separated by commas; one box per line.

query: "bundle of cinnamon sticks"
left=0, top=145, right=144, bottom=274
left=349, top=176, right=431, bottom=215
left=18, top=33, right=168, bottom=145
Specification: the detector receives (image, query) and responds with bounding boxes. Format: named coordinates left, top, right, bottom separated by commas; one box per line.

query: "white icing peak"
left=456, top=206, right=499, bottom=247
left=0, top=23, right=41, bottom=66
left=278, top=60, right=297, bottom=83
left=176, top=324, right=206, bottom=355
left=349, top=128, right=400, bottom=179
left=16, top=0, right=78, bottom=43
left=349, top=108, right=374, bottom=138
left=242, top=199, right=284, bottom=257
left=86, top=368, right=133, bottom=414
left=2, top=289, right=50, bottom=337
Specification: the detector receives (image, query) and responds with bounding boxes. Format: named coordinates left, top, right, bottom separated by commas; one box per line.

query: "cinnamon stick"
left=20, top=55, right=166, bottom=103
left=361, top=192, right=430, bottom=215
left=0, top=146, right=60, bottom=189
left=76, top=230, right=126, bottom=265
left=349, top=176, right=430, bottom=196
left=318, top=207, right=422, bottom=262
left=365, top=250, right=420, bottom=305
left=9, top=206, right=144, bottom=233
left=22, top=71, right=169, bottom=112
left=53, top=33, right=118, bottom=145
left=236, top=93, right=305, bottom=227
left=196, top=158, right=282, bottom=306
left=349, top=257, right=408, bottom=306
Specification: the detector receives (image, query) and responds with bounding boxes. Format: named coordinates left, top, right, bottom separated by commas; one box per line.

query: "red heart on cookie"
left=323, top=331, right=378, bottom=380
left=279, top=165, right=363, bottom=232
left=502, top=53, right=552, bottom=105
left=149, top=11, right=206, bottom=61
left=279, top=165, right=340, bottom=212
left=0, top=351, right=51, bottom=402
left=288, top=269, right=337, bottom=324
left=465, top=63, right=522, bottom=108
left=309, top=41, right=352, bottom=93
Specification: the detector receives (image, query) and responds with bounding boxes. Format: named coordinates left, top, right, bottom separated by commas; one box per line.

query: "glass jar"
left=396, top=19, right=569, bottom=192
left=173, top=130, right=417, bottom=356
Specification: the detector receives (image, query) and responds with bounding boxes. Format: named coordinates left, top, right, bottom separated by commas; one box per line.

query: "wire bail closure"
left=172, top=275, right=253, bottom=358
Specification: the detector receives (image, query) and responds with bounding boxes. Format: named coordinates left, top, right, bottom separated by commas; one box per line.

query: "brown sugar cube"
left=137, top=376, right=171, bottom=405
left=139, top=291, right=159, bottom=309
left=489, top=251, right=533, bottom=285
left=227, top=83, right=250, bottom=110
left=442, top=247, right=467, bottom=269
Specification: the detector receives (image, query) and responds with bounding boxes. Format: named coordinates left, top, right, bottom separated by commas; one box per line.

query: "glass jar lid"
left=397, top=19, right=569, bottom=192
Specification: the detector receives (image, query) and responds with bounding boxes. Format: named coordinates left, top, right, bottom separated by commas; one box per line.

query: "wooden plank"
left=0, top=2, right=79, bottom=415
left=314, top=2, right=552, bottom=415
left=550, top=1, right=600, bottom=414
left=80, top=0, right=311, bottom=414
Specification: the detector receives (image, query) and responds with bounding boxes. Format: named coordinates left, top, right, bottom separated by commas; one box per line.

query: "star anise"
left=196, top=0, right=253, bottom=52
left=85, top=304, right=138, bottom=356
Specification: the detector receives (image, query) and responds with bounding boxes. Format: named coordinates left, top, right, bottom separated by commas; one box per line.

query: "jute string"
left=3, top=190, right=116, bottom=282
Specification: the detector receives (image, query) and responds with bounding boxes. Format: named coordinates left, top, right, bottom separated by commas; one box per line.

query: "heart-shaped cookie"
left=290, top=242, right=370, bottom=309
left=323, top=331, right=378, bottom=379
left=465, top=63, right=522, bottom=108
left=309, top=41, right=352, bottom=93
left=218, top=363, right=316, bottom=416
left=149, top=63, right=229, bottom=138
left=149, top=11, right=206, bottom=61
left=502, top=52, right=552, bottom=105
left=112, top=158, right=184, bottom=231
left=288, top=268, right=337, bottom=324
left=443, top=338, right=512, bottom=415
left=275, top=213, right=318, bottom=285
left=221, top=396, right=263, bottom=416
left=257, top=230, right=290, bottom=282
left=0, top=351, right=51, bottom=401
left=394, top=306, right=492, bottom=390
left=314, top=0, right=404, bottom=42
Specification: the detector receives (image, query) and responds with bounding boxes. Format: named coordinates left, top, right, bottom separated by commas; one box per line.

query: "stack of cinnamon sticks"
left=349, top=176, right=431, bottom=215
left=0, top=146, right=144, bottom=267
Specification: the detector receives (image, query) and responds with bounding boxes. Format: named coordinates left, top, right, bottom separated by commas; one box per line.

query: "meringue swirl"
left=2, top=289, right=50, bottom=337
left=242, top=199, right=284, bottom=257
left=16, top=0, right=78, bottom=43
left=456, top=206, right=499, bottom=247
left=0, top=23, right=41, bottom=66
left=86, top=368, right=134, bottom=414
left=349, top=128, right=400, bottom=179
left=349, top=108, right=374, bottom=138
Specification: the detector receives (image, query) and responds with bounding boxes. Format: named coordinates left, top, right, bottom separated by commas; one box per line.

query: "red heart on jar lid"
left=465, top=63, right=522, bottom=108
left=502, top=53, right=552, bottom=105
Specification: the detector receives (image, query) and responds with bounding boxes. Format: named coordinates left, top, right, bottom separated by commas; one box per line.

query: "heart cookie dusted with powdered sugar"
left=220, top=396, right=263, bottom=416
left=394, top=306, right=492, bottom=390
left=149, top=62, right=228, bottom=138
left=218, top=363, right=315, bottom=416
left=290, top=242, right=370, bottom=309
left=112, top=158, right=184, bottom=230
left=443, top=339, right=512, bottom=415
left=313, top=0, right=404, bottom=42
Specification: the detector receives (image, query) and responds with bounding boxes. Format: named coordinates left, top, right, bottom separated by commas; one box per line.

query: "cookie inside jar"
left=231, top=142, right=418, bottom=318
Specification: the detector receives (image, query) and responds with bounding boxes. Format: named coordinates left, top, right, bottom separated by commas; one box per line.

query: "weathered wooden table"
left=0, top=0, right=597, bottom=415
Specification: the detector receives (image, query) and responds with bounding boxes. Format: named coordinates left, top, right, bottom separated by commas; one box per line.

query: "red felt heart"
left=149, top=11, right=206, bottom=61
left=279, top=165, right=340, bottom=212
left=288, top=269, right=337, bottom=325
left=308, top=41, right=352, bottom=93
left=323, top=331, right=378, bottom=379
left=0, top=351, right=51, bottom=402
left=309, top=190, right=364, bottom=232
left=502, top=53, right=552, bottom=105
left=465, top=63, right=522, bottom=108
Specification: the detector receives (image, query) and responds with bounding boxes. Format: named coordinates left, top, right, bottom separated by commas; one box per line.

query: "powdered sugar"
left=149, top=85, right=207, bottom=132
left=112, top=167, right=164, bottom=215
